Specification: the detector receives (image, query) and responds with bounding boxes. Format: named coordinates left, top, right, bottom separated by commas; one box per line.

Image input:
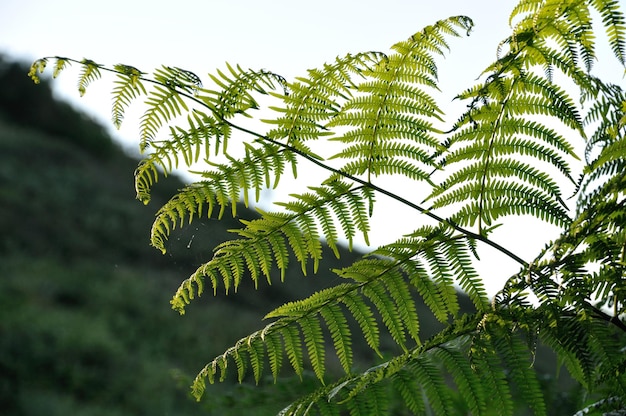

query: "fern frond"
left=370, top=225, right=485, bottom=320
left=298, top=314, right=326, bottom=382
left=77, top=59, right=102, bottom=97
left=135, top=66, right=206, bottom=151
left=430, top=69, right=580, bottom=232
left=588, top=320, right=626, bottom=395
left=194, top=253, right=458, bottom=392
left=139, top=83, right=189, bottom=150
left=509, top=1, right=593, bottom=69
left=52, top=57, right=70, bottom=78
left=198, top=62, right=286, bottom=119
left=282, top=324, right=305, bottom=379
left=490, top=325, right=547, bottom=416
left=391, top=367, right=426, bottom=414
left=154, top=65, right=202, bottom=94
left=469, top=335, right=514, bottom=415
left=363, top=278, right=412, bottom=351
left=263, top=329, right=284, bottom=382
left=340, top=290, right=381, bottom=356
left=265, top=52, right=383, bottom=145
left=151, top=112, right=220, bottom=172
left=404, top=351, right=455, bottom=415
left=539, top=312, right=595, bottom=389
left=433, top=343, right=487, bottom=415
left=28, top=57, right=47, bottom=84
left=169, top=181, right=373, bottom=311
left=247, top=335, right=265, bottom=384
left=275, top=181, right=374, bottom=252
left=148, top=141, right=294, bottom=248
left=346, top=380, right=390, bottom=415
left=591, top=0, right=626, bottom=65
left=384, top=268, right=421, bottom=344
left=111, top=64, right=147, bottom=129
left=319, top=303, right=353, bottom=374
left=444, top=237, right=489, bottom=311
left=327, top=17, right=473, bottom=182
left=265, top=283, right=360, bottom=378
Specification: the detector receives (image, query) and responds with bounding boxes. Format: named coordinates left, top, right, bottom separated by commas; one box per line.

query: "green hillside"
left=0, top=55, right=577, bottom=415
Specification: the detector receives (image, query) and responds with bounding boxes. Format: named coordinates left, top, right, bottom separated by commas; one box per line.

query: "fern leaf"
left=139, top=83, right=189, bottom=150
left=52, top=57, right=70, bottom=78
left=469, top=335, right=514, bottom=415
left=445, top=237, right=489, bottom=311
left=233, top=342, right=248, bottom=383
left=148, top=141, right=292, bottom=247
left=340, top=290, right=381, bottom=356
left=111, top=64, right=147, bottom=129
left=430, top=70, right=580, bottom=232
left=327, top=17, right=474, bottom=182
left=591, top=0, right=626, bottom=65
left=421, top=236, right=461, bottom=318
left=492, top=327, right=547, bottom=416
left=266, top=52, right=383, bottom=145
left=77, top=59, right=102, bottom=97
left=169, top=180, right=374, bottom=310
left=391, top=368, right=426, bottom=414
left=300, top=314, right=326, bottom=382
left=363, top=278, right=409, bottom=351
left=28, top=57, right=47, bottom=84
left=282, top=324, right=305, bottom=379
left=539, top=314, right=594, bottom=389
left=199, top=63, right=286, bottom=118
left=263, top=329, right=284, bottom=382
left=319, top=303, right=353, bottom=373
left=383, top=270, right=420, bottom=344
left=409, top=264, right=452, bottom=323
left=433, top=343, right=487, bottom=416
left=347, top=381, right=390, bottom=416
left=410, top=353, right=454, bottom=415
left=265, top=283, right=360, bottom=372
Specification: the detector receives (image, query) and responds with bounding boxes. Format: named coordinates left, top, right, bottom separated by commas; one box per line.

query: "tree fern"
left=31, top=0, right=626, bottom=414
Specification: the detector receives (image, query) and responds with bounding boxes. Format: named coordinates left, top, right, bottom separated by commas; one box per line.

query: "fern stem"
left=51, top=57, right=532, bottom=270
left=586, top=301, right=626, bottom=333
left=219, top=118, right=626, bottom=337
left=223, top=118, right=530, bottom=269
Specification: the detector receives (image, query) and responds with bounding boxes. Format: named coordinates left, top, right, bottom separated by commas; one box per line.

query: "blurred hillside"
left=0, top=55, right=577, bottom=415
left=0, top=55, right=350, bottom=415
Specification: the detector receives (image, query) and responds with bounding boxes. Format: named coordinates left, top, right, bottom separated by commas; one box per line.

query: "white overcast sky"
left=1, top=1, right=622, bottom=295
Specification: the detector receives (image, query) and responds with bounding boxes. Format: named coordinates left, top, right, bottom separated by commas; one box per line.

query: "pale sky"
left=2, top=1, right=620, bottom=296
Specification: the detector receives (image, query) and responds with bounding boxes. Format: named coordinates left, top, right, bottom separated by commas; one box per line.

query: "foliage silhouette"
left=31, top=1, right=626, bottom=414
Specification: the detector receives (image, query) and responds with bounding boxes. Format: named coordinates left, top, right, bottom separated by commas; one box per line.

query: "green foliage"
left=31, top=0, right=626, bottom=414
